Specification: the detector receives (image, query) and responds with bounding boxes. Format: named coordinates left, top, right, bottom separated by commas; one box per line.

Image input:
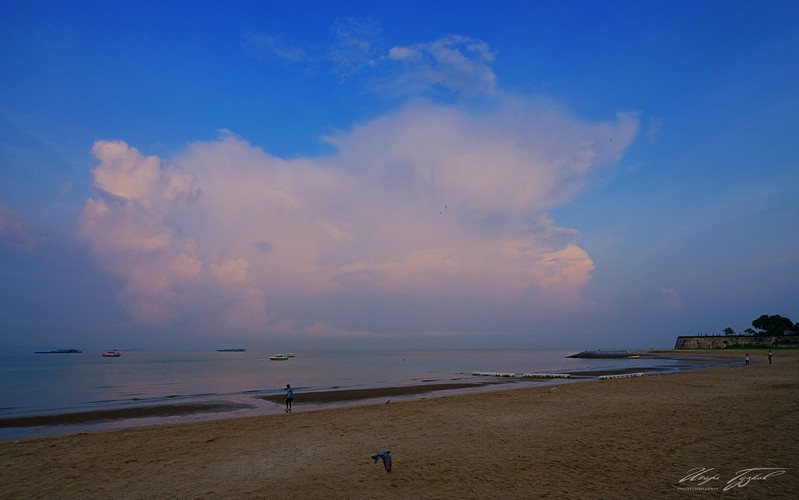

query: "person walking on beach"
left=768, top=351, right=773, bottom=364
left=745, top=353, right=750, bottom=366
left=285, top=384, right=294, bottom=413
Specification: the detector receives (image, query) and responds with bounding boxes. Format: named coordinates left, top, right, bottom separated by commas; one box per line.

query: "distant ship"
left=101, top=350, right=121, bottom=357
left=34, top=349, right=82, bottom=354
left=216, top=348, right=246, bottom=352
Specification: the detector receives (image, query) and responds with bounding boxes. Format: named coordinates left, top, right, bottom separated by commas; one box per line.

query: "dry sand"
left=1, top=350, right=797, bottom=499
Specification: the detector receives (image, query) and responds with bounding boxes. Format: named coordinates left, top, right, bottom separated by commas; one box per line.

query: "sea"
left=0, top=349, right=718, bottom=440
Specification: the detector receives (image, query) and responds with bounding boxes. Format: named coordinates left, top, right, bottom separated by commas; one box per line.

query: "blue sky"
left=1, top=1, right=797, bottom=351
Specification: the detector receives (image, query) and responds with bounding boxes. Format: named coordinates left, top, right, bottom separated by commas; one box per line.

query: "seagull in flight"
left=371, top=450, right=392, bottom=472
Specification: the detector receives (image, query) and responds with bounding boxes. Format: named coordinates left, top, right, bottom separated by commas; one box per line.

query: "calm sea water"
left=0, top=349, right=696, bottom=439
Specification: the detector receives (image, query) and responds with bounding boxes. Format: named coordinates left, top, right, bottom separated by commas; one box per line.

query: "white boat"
left=269, top=354, right=289, bottom=361
left=101, top=350, right=121, bottom=357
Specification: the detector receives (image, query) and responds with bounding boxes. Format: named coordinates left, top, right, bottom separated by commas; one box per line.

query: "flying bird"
left=371, top=450, right=392, bottom=472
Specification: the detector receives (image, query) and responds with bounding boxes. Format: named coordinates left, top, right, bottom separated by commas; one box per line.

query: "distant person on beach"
left=285, top=384, right=294, bottom=413
left=768, top=351, right=773, bottom=364
left=745, top=353, right=750, bottom=366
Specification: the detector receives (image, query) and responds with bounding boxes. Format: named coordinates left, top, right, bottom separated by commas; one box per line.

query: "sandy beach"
left=1, top=349, right=796, bottom=499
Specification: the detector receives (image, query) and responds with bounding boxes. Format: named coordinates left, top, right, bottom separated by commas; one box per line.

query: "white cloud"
left=324, top=101, right=638, bottom=214
left=329, top=18, right=382, bottom=76
left=647, top=116, right=662, bottom=144
left=242, top=33, right=308, bottom=63
left=79, top=99, right=638, bottom=335
left=382, top=35, right=497, bottom=97
left=387, top=46, right=417, bottom=61
left=244, top=23, right=497, bottom=100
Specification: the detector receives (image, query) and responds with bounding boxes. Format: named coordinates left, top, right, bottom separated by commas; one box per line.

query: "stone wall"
left=674, top=335, right=799, bottom=349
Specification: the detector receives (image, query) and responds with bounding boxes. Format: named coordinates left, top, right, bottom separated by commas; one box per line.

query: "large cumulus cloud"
left=79, top=100, right=637, bottom=336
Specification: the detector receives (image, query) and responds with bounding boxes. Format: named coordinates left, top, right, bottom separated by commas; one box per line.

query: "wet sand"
left=1, top=349, right=796, bottom=498
left=0, top=403, right=251, bottom=428
left=0, top=383, right=500, bottom=430
left=259, top=382, right=487, bottom=405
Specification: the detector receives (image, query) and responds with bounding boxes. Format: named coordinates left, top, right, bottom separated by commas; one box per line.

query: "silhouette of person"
left=285, top=384, right=294, bottom=413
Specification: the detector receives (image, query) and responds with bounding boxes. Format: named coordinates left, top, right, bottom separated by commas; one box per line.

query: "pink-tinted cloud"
left=79, top=100, right=637, bottom=334
left=80, top=140, right=267, bottom=329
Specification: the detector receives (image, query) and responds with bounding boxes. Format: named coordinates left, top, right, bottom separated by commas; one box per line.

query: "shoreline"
left=0, top=383, right=494, bottom=430
left=0, top=350, right=746, bottom=435
left=1, top=349, right=795, bottom=498
left=0, top=351, right=736, bottom=434
left=0, top=350, right=736, bottom=435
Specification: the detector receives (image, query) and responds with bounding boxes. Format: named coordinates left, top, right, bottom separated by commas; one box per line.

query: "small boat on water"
left=269, top=354, right=289, bottom=361
left=101, top=350, right=121, bottom=357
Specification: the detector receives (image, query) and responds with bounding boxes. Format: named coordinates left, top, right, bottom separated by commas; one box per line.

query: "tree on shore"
left=723, top=327, right=735, bottom=336
left=752, top=314, right=794, bottom=336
